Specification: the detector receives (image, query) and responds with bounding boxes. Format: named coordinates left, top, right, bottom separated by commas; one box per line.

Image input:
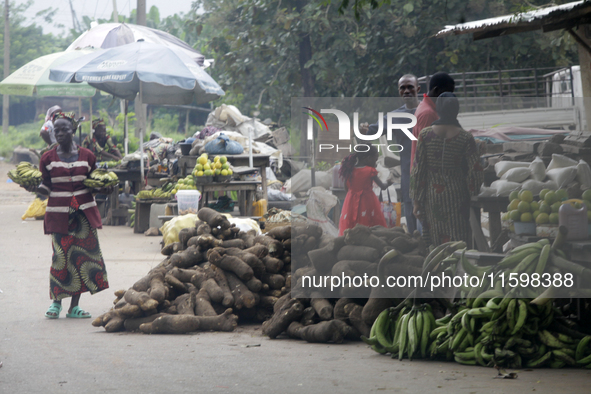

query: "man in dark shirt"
left=361, top=74, right=421, bottom=233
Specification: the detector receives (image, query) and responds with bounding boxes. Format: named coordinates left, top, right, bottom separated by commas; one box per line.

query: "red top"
left=338, top=166, right=387, bottom=236
left=411, top=94, right=438, bottom=169
left=39, top=147, right=102, bottom=235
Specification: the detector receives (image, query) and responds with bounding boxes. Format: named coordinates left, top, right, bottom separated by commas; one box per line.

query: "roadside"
left=0, top=174, right=589, bottom=394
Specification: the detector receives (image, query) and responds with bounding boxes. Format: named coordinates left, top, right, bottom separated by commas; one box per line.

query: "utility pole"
left=68, top=0, right=81, bottom=32
left=135, top=0, right=147, bottom=139
left=137, top=0, right=146, bottom=26
left=112, top=0, right=119, bottom=23
left=3, top=0, right=9, bottom=134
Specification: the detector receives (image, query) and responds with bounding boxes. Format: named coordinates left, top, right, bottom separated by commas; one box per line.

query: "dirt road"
left=0, top=169, right=589, bottom=393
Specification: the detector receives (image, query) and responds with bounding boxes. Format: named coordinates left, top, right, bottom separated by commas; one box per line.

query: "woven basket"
left=263, top=221, right=291, bottom=233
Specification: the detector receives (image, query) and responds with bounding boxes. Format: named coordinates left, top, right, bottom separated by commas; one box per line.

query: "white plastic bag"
left=500, top=167, right=531, bottom=183
left=546, top=166, right=577, bottom=189
left=576, top=160, right=591, bottom=190
left=290, top=170, right=332, bottom=194
left=306, top=187, right=338, bottom=237
left=490, top=180, right=521, bottom=197
left=529, top=157, right=546, bottom=182
left=546, top=154, right=578, bottom=171
left=494, top=161, right=530, bottom=178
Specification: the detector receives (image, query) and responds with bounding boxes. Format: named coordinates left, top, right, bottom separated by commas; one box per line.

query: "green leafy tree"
left=191, top=0, right=578, bottom=126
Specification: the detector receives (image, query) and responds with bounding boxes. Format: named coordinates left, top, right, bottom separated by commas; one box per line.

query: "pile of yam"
left=93, top=208, right=293, bottom=334
left=262, top=223, right=428, bottom=343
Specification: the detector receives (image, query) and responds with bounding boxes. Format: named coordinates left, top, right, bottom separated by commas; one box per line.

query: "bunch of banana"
left=98, top=160, right=121, bottom=168
left=427, top=288, right=588, bottom=368
left=135, top=188, right=172, bottom=201
left=8, top=162, right=43, bottom=189
left=83, top=169, right=119, bottom=189
left=363, top=304, right=436, bottom=361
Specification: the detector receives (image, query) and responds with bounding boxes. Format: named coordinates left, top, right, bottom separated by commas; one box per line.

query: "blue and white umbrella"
left=49, top=41, right=224, bottom=105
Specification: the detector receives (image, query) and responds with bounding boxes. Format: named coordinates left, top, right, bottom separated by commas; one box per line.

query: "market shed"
left=435, top=0, right=591, bottom=130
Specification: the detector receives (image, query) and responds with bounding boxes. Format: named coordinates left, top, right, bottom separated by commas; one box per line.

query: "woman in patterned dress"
left=82, top=118, right=122, bottom=162
left=410, top=93, right=484, bottom=246
left=29, top=112, right=111, bottom=319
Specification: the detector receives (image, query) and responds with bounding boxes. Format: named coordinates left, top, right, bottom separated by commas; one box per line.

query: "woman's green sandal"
left=66, top=306, right=91, bottom=319
left=44, top=303, right=62, bottom=319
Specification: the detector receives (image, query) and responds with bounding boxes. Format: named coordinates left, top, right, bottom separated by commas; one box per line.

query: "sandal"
left=66, top=306, right=91, bottom=319
left=45, top=303, right=62, bottom=319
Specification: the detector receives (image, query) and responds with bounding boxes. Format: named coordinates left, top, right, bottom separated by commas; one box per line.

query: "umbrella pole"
left=139, top=83, right=144, bottom=189
left=123, top=100, right=128, bottom=155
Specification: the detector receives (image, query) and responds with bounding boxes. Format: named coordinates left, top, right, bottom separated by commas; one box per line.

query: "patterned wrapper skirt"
left=50, top=207, right=109, bottom=300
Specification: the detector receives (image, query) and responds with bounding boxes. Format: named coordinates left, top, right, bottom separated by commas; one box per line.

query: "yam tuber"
left=310, top=296, right=333, bottom=320
left=345, top=303, right=370, bottom=338
left=173, top=293, right=195, bottom=315
left=178, top=227, right=198, bottom=248
left=194, top=288, right=217, bottom=316
left=262, top=298, right=304, bottom=339
left=334, top=298, right=355, bottom=321
left=190, top=271, right=224, bottom=304
left=198, top=207, right=231, bottom=229
left=148, top=267, right=167, bottom=303
left=169, top=246, right=204, bottom=269
left=262, top=256, right=284, bottom=274
left=124, top=289, right=159, bottom=313
left=208, top=250, right=254, bottom=281
left=362, top=297, right=394, bottom=326
left=307, top=240, right=341, bottom=274
left=262, top=273, right=286, bottom=290
left=254, top=235, right=284, bottom=257
left=344, top=224, right=388, bottom=251
left=224, top=248, right=266, bottom=278
left=266, top=225, right=291, bottom=240
left=336, top=245, right=380, bottom=263
left=225, top=271, right=256, bottom=309
left=286, top=320, right=351, bottom=343
left=209, top=265, right=234, bottom=307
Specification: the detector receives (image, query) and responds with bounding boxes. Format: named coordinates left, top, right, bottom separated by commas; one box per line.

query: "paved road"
left=0, top=186, right=590, bottom=393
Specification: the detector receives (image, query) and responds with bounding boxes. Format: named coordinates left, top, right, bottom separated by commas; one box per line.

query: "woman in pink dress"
left=338, top=146, right=392, bottom=236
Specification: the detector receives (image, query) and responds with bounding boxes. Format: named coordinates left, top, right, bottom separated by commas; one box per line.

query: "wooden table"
left=197, top=181, right=260, bottom=216
left=112, top=168, right=143, bottom=194
left=133, top=198, right=170, bottom=234
left=178, top=154, right=270, bottom=202
left=470, top=195, right=510, bottom=253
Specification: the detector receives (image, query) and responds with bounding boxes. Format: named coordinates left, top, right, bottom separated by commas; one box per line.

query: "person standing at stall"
left=82, top=119, right=122, bottom=162
left=338, top=146, right=393, bottom=236
left=410, top=93, right=484, bottom=246
left=410, top=72, right=455, bottom=170
left=361, top=74, right=421, bottom=233
left=39, top=105, right=62, bottom=146
left=30, top=112, right=110, bottom=319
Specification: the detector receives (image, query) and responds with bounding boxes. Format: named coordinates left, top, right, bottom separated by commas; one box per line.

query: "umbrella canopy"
left=0, top=49, right=97, bottom=97
left=67, top=23, right=207, bottom=67
left=49, top=41, right=224, bottom=105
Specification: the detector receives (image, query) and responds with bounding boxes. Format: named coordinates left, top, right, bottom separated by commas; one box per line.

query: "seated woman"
left=82, top=119, right=122, bottom=161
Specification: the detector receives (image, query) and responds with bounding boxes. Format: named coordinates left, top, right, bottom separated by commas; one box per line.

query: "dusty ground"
left=0, top=161, right=589, bottom=393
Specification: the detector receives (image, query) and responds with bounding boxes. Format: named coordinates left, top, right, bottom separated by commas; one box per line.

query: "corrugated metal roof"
left=436, top=0, right=591, bottom=39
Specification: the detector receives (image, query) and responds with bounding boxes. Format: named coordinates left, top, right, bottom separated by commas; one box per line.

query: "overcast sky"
left=13, top=0, right=195, bottom=36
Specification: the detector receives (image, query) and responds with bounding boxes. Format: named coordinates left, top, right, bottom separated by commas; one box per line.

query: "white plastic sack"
left=222, top=214, right=262, bottom=235
left=290, top=170, right=332, bottom=194
left=306, top=187, right=338, bottom=237
left=490, top=180, right=521, bottom=197
left=546, top=166, right=577, bottom=189
left=544, top=180, right=558, bottom=190
left=500, top=167, right=531, bottom=183
left=529, top=156, right=546, bottom=182
left=576, top=160, right=591, bottom=190
left=478, top=186, right=497, bottom=197
left=546, top=154, right=578, bottom=171
left=521, top=180, right=546, bottom=196
left=494, top=161, right=530, bottom=178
